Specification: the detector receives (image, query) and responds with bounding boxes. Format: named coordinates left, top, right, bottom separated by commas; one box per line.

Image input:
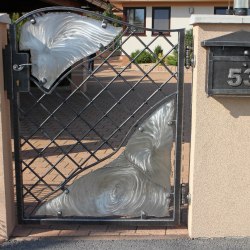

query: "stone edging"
left=131, top=63, right=192, bottom=73
left=131, top=63, right=177, bottom=72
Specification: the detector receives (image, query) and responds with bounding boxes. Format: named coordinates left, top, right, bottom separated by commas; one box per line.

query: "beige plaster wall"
left=189, top=23, right=250, bottom=238
left=0, top=20, right=16, bottom=239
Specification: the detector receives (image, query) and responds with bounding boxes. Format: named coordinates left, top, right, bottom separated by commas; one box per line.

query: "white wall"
left=122, top=6, right=214, bottom=56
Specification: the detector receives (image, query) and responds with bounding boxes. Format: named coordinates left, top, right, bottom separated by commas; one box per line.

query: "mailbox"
left=202, top=31, right=250, bottom=96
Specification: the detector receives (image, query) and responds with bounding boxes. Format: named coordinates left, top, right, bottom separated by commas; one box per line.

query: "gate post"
left=0, top=14, right=16, bottom=240
left=189, top=15, right=250, bottom=238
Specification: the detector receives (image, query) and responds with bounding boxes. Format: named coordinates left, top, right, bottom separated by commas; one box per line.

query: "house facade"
left=0, top=0, right=109, bottom=13
left=109, top=0, right=230, bottom=55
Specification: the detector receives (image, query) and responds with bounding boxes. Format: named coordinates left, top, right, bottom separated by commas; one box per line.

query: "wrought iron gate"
left=5, top=7, right=185, bottom=225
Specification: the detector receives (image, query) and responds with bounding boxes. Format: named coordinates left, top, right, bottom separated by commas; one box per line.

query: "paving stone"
left=19, top=224, right=51, bottom=229
left=165, top=227, right=188, bottom=236
left=12, top=226, right=33, bottom=237
left=136, top=226, right=167, bottom=236
left=49, top=224, right=80, bottom=230
left=107, top=225, right=137, bottom=233
left=11, top=225, right=188, bottom=239
left=28, top=229, right=61, bottom=237
left=59, top=229, right=89, bottom=237
left=89, top=230, right=121, bottom=236
left=79, top=225, right=108, bottom=232
left=117, top=226, right=137, bottom=236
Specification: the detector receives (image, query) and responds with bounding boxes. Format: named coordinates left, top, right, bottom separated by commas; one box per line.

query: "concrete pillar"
left=0, top=14, right=16, bottom=239
left=189, top=15, right=250, bottom=238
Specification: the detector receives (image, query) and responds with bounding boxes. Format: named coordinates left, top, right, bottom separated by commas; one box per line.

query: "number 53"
left=227, top=68, right=250, bottom=86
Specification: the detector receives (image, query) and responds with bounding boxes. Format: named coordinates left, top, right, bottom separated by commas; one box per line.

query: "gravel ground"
left=1, top=237, right=250, bottom=250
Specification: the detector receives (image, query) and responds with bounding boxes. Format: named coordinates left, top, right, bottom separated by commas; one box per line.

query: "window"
left=214, top=7, right=232, bottom=15
left=124, top=7, right=146, bottom=34
left=152, top=7, right=171, bottom=35
left=215, top=7, right=250, bottom=15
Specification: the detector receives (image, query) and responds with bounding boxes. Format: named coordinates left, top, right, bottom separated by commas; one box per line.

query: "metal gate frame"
left=4, top=7, right=185, bottom=226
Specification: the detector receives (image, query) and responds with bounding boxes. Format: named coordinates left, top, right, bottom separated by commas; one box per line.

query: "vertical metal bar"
left=9, top=24, right=24, bottom=223
left=174, top=29, right=185, bottom=225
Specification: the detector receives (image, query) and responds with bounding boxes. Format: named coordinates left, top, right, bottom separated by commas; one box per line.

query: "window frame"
left=123, top=7, right=146, bottom=36
left=152, top=7, right=171, bottom=36
left=214, top=7, right=229, bottom=15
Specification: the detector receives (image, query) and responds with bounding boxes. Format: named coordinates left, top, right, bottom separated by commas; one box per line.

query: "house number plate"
left=227, top=68, right=250, bottom=87
left=209, top=60, right=250, bottom=95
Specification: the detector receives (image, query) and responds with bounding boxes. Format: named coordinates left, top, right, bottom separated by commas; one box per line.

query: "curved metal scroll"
left=19, top=12, right=122, bottom=92
left=36, top=99, right=174, bottom=218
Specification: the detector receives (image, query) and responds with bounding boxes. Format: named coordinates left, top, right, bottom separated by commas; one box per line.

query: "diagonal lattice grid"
left=11, top=8, right=185, bottom=224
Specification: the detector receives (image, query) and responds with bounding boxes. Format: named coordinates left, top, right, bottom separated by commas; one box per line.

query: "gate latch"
left=13, top=63, right=32, bottom=72
left=3, top=25, right=31, bottom=99
left=181, top=183, right=190, bottom=205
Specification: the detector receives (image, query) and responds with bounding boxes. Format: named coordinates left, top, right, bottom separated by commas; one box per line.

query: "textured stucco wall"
left=189, top=20, right=250, bottom=238
left=0, top=15, right=16, bottom=239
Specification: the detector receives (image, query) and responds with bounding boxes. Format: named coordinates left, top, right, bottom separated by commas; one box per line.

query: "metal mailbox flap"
left=202, top=31, right=250, bottom=47
left=202, top=31, right=250, bottom=96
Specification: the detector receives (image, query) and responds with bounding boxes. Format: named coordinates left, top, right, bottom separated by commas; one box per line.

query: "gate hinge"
left=181, top=183, right=190, bottom=205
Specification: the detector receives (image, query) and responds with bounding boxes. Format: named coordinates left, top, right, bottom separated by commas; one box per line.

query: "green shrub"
left=131, top=50, right=155, bottom=64
left=10, top=12, right=26, bottom=41
left=185, top=29, right=193, bottom=67
left=165, top=49, right=178, bottom=66
left=165, top=29, right=193, bottom=66
left=154, top=45, right=163, bottom=58
left=131, top=50, right=140, bottom=58
left=185, top=29, right=193, bottom=47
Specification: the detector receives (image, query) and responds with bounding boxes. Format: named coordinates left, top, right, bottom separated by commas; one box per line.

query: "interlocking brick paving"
left=11, top=224, right=188, bottom=239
